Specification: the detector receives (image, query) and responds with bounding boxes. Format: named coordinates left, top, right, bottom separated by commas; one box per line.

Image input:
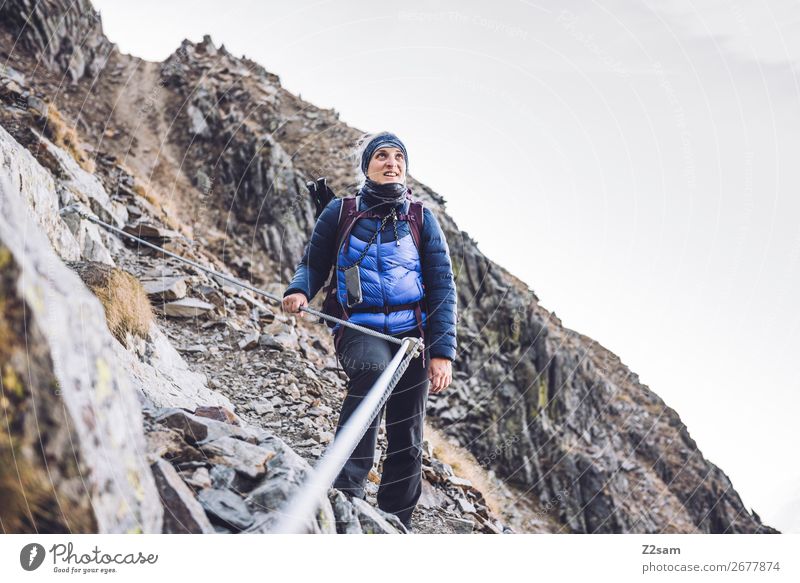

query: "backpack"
left=318, top=194, right=426, bottom=355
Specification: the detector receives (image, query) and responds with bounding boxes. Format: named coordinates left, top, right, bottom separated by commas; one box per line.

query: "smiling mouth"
left=384, top=172, right=398, bottom=177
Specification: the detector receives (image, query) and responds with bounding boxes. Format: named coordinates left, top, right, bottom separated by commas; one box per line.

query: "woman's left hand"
left=428, top=357, right=453, bottom=394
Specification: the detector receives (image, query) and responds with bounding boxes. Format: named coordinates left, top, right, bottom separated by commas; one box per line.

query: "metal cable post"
left=268, top=336, right=421, bottom=534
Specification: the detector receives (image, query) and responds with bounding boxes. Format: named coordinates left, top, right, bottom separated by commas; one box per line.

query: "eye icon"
left=20, top=543, right=46, bottom=571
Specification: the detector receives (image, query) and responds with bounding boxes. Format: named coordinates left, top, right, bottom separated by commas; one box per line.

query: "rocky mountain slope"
left=0, top=0, right=777, bottom=534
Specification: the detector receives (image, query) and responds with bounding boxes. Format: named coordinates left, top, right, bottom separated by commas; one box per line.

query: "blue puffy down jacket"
left=284, top=191, right=457, bottom=361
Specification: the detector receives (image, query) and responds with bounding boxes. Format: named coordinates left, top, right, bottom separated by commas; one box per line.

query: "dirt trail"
left=110, top=59, right=205, bottom=234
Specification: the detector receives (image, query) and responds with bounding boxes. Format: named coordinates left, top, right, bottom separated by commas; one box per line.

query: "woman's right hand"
left=282, top=292, right=309, bottom=319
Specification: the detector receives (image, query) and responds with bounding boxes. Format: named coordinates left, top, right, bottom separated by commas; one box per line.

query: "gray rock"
left=349, top=498, right=406, bottom=534
left=0, top=63, right=26, bottom=85
left=245, top=458, right=307, bottom=514
left=120, top=323, right=232, bottom=411
left=145, top=427, right=206, bottom=465
left=447, top=475, right=473, bottom=488
left=457, top=498, right=476, bottom=514
left=156, top=297, right=215, bottom=318
left=308, top=404, right=333, bottom=416
left=328, top=490, right=362, bottom=534
left=378, top=509, right=410, bottom=534
left=0, top=0, right=113, bottom=83
left=418, top=479, right=449, bottom=510
left=199, top=436, right=277, bottom=480
left=187, top=104, right=210, bottom=137
left=445, top=517, right=475, bottom=534
left=154, top=408, right=254, bottom=445
left=213, top=274, right=246, bottom=293
left=33, top=130, right=123, bottom=228
left=209, top=464, right=238, bottom=490
left=123, top=221, right=178, bottom=241
left=258, top=334, right=284, bottom=350
left=197, top=488, right=254, bottom=531
left=26, top=94, right=48, bottom=117
left=430, top=459, right=454, bottom=479
left=151, top=459, right=215, bottom=533
left=141, top=276, right=187, bottom=300
left=287, top=383, right=301, bottom=400
left=252, top=401, right=275, bottom=416
left=186, top=467, right=212, bottom=489
left=243, top=434, right=336, bottom=533
left=238, top=331, right=260, bottom=350
left=314, top=492, right=338, bottom=534
left=0, top=126, right=81, bottom=260
left=59, top=204, right=115, bottom=264
left=0, top=172, right=162, bottom=533
left=179, top=344, right=208, bottom=354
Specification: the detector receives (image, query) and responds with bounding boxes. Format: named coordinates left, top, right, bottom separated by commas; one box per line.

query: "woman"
left=282, top=131, right=457, bottom=531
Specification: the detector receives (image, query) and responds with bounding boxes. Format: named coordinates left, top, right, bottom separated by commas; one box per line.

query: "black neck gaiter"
left=359, top=177, right=408, bottom=209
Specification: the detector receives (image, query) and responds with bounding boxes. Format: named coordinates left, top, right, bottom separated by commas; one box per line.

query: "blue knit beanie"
left=360, top=132, right=409, bottom=176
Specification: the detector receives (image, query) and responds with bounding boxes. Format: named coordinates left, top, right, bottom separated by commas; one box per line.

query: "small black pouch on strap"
left=344, top=265, right=363, bottom=307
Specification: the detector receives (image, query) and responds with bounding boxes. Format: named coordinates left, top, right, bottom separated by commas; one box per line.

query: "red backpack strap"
left=407, top=199, right=424, bottom=251
left=334, top=196, right=359, bottom=259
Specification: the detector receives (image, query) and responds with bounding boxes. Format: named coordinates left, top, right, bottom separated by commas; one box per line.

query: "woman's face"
left=366, top=147, right=406, bottom=184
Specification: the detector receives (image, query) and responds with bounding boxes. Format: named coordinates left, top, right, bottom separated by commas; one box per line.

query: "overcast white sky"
left=93, top=0, right=800, bottom=533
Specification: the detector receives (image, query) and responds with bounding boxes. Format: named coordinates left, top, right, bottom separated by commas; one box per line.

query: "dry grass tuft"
left=42, top=104, right=95, bottom=174
left=132, top=181, right=161, bottom=208
left=424, top=423, right=504, bottom=515
left=68, top=262, right=153, bottom=344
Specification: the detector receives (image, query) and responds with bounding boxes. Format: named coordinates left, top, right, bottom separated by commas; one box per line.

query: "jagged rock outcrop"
left=0, top=126, right=82, bottom=260
left=0, top=175, right=162, bottom=533
left=158, top=37, right=311, bottom=272
left=0, top=0, right=115, bottom=83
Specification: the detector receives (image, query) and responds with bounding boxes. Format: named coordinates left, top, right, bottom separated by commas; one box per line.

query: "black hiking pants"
left=332, top=324, right=430, bottom=528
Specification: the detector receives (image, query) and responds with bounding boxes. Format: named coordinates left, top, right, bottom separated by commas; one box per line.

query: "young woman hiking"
left=282, top=131, right=457, bottom=530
